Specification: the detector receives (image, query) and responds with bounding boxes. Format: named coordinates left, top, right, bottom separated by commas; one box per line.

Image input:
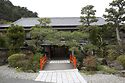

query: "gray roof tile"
left=13, top=17, right=107, bottom=27
left=0, top=17, right=107, bottom=28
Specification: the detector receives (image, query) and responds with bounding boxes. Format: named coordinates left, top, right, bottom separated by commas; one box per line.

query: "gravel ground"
left=0, top=65, right=39, bottom=80
left=0, top=65, right=125, bottom=83
left=82, top=73, right=125, bottom=83
left=0, top=76, right=50, bottom=83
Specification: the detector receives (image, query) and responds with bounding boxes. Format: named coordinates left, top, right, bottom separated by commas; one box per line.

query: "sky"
left=9, top=0, right=113, bottom=17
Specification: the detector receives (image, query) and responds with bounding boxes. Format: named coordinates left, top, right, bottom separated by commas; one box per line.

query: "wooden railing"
left=40, top=54, right=47, bottom=70
left=70, top=54, right=77, bottom=69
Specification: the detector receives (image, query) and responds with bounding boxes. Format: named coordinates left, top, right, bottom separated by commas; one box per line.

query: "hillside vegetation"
left=0, top=0, right=38, bottom=22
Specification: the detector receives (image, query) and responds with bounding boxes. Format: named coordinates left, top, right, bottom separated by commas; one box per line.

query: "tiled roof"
left=0, top=17, right=107, bottom=28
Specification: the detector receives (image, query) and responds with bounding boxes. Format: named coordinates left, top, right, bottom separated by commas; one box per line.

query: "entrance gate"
left=43, top=45, right=69, bottom=60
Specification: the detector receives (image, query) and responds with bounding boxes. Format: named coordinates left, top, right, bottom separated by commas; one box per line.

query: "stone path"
left=35, top=69, right=87, bottom=83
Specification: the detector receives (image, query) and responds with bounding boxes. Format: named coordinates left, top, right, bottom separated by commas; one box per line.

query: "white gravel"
left=82, top=73, right=125, bottom=83
left=0, top=65, right=125, bottom=83
left=0, top=65, right=39, bottom=80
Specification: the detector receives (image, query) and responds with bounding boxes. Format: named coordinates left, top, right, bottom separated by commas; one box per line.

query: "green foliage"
left=105, top=45, right=121, bottom=59
left=7, top=25, right=25, bottom=54
left=89, top=26, right=105, bottom=47
left=8, top=52, right=40, bottom=72
left=103, top=0, right=125, bottom=25
left=74, top=48, right=84, bottom=70
left=89, top=26, right=112, bottom=58
left=8, top=54, right=26, bottom=67
left=38, top=18, right=51, bottom=27
left=16, top=60, right=32, bottom=71
left=103, top=0, right=125, bottom=46
left=0, top=0, right=38, bottom=21
left=29, top=27, right=89, bottom=52
left=76, top=44, right=98, bottom=70
left=106, top=49, right=118, bottom=61
left=101, top=24, right=116, bottom=44
left=0, top=19, right=11, bottom=24
left=72, top=31, right=89, bottom=41
left=32, top=52, right=43, bottom=71
left=47, top=31, right=88, bottom=47
left=28, top=28, right=54, bottom=52
left=34, top=52, right=43, bottom=59
left=84, top=56, right=97, bottom=71
left=81, top=70, right=96, bottom=75
left=117, top=55, right=125, bottom=69
left=89, top=26, right=100, bottom=45
left=82, top=43, right=97, bottom=56
left=80, top=5, right=98, bottom=26
left=0, top=34, right=8, bottom=48
left=96, top=48, right=106, bottom=58
left=78, top=25, right=90, bottom=32
left=97, top=65, right=117, bottom=74
left=8, top=52, right=43, bottom=72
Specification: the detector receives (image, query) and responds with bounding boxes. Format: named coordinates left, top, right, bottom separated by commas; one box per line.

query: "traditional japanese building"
left=0, top=17, right=107, bottom=59
left=0, top=17, right=106, bottom=31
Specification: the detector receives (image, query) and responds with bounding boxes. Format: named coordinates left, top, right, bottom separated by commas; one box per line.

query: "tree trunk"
left=116, top=27, right=122, bottom=46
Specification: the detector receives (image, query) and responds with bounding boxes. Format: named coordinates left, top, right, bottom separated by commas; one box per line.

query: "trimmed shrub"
left=16, top=60, right=30, bottom=68
left=8, top=52, right=43, bottom=72
left=8, top=54, right=26, bottom=67
left=84, top=55, right=97, bottom=71
left=117, top=55, right=125, bottom=69
left=8, top=53, right=33, bottom=71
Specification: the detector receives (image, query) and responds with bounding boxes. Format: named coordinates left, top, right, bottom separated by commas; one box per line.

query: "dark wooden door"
left=50, top=46, right=68, bottom=59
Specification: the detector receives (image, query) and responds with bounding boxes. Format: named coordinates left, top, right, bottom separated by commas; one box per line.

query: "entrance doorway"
left=44, top=45, right=69, bottom=60
left=51, top=46, right=69, bottom=60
